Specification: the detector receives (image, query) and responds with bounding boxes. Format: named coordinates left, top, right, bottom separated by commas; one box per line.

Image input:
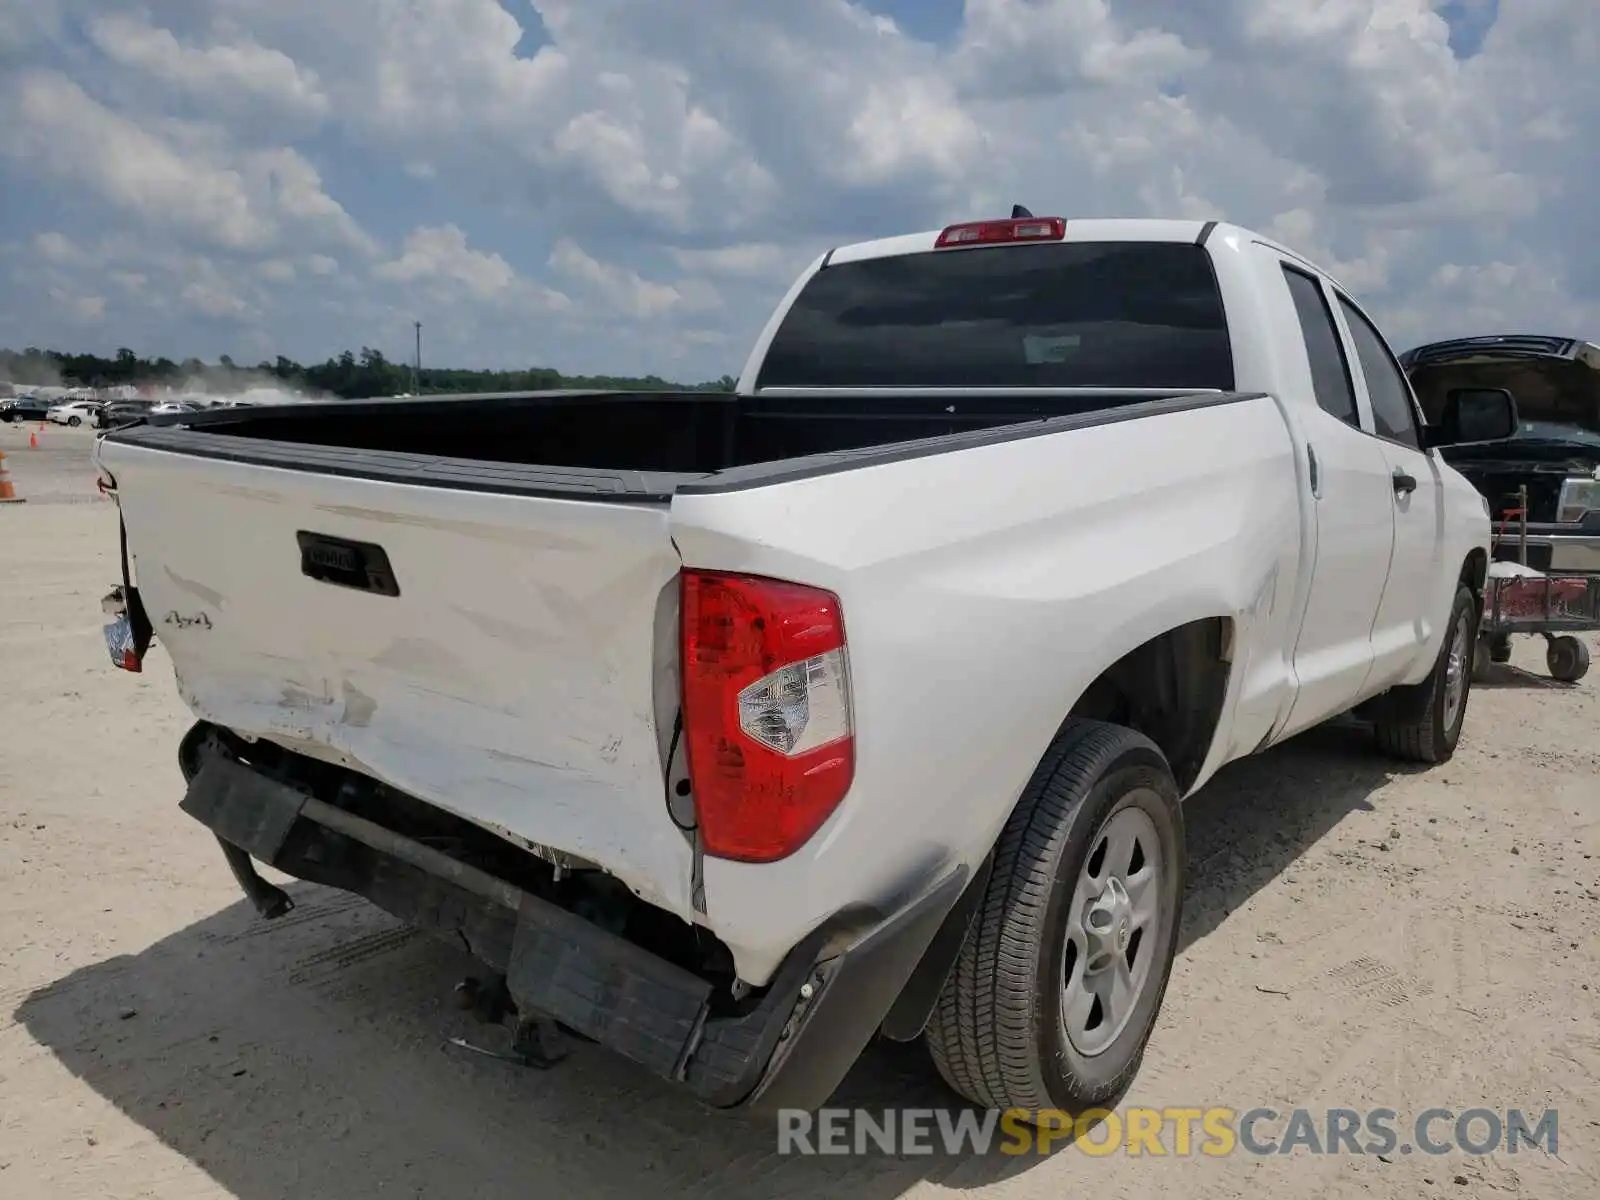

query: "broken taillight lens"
left=102, top=587, right=143, bottom=672
left=680, top=570, right=854, bottom=863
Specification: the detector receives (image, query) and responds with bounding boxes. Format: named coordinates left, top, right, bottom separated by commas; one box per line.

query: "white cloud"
left=375, top=225, right=517, bottom=298
left=0, top=4, right=63, bottom=55
left=70, top=293, right=107, bottom=320
left=666, top=242, right=812, bottom=284
left=33, top=231, right=91, bottom=266
left=3, top=71, right=273, bottom=252
left=182, top=279, right=252, bottom=319
left=1, top=0, right=1597, bottom=378
left=0, top=70, right=373, bottom=258
left=547, top=238, right=716, bottom=320
left=87, top=14, right=330, bottom=121
left=953, top=0, right=1206, bottom=97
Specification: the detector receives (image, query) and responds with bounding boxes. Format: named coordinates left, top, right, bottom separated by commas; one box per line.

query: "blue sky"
left=1, top=0, right=1590, bottom=384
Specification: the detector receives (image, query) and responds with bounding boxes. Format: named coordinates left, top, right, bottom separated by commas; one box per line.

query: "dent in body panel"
left=340, top=680, right=377, bottom=727
left=190, top=672, right=690, bottom=912
left=369, top=636, right=470, bottom=680
left=279, top=683, right=330, bottom=710
left=270, top=677, right=376, bottom=735
left=162, top=626, right=679, bottom=912
left=163, top=565, right=227, bottom=611
left=448, top=604, right=561, bottom=651
left=197, top=672, right=686, bottom=915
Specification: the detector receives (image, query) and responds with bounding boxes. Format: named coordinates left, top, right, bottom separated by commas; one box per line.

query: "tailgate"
left=97, top=437, right=694, bottom=917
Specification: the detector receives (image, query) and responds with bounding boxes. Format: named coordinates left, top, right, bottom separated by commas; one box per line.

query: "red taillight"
left=680, top=570, right=854, bottom=863
left=935, top=217, right=1065, bottom=249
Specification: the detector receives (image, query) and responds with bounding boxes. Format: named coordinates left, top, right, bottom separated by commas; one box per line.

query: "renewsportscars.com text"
left=777, top=1106, right=1559, bottom=1158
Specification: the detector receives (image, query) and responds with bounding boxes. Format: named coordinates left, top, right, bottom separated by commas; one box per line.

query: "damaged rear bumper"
left=177, top=724, right=965, bottom=1115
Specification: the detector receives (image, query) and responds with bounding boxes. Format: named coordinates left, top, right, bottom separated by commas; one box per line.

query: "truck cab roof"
left=738, top=215, right=1359, bottom=397
left=821, top=217, right=1351, bottom=291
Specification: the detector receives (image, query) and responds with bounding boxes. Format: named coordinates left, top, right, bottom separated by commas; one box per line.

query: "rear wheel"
left=67, top=415, right=81, bottom=426
left=925, top=720, right=1185, bottom=1115
left=1371, top=584, right=1477, bottom=764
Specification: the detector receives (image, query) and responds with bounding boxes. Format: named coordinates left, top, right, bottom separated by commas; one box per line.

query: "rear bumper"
left=177, top=725, right=964, bottom=1114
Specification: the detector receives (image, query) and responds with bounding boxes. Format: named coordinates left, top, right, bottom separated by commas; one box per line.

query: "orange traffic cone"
left=0, top=450, right=22, bottom=503
left=29, top=429, right=38, bottom=449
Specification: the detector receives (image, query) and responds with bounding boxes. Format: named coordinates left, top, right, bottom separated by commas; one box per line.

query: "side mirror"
left=1427, top=386, right=1518, bottom=447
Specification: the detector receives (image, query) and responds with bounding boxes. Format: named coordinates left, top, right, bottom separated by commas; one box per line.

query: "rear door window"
left=1281, top=266, right=1359, bottom=427
left=755, top=241, right=1236, bottom=390
left=1337, top=297, right=1423, bottom=450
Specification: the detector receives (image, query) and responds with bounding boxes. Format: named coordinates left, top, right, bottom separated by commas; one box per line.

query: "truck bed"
left=112, top=387, right=1248, bottom=499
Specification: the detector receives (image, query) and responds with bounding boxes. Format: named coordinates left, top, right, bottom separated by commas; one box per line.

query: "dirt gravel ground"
left=2, top=422, right=1597, bottom=1199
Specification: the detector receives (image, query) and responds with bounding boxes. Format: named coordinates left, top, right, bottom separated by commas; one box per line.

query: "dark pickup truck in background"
left=1402, top=335, right=1600, bottom=575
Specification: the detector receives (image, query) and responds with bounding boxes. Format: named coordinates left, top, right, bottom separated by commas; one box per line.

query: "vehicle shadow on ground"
left=1471, top=661, right=1576, bottom=690
left=14, top=721, right=1403, bottom=1198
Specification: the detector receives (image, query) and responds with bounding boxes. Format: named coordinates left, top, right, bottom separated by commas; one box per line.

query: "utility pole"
left=413, top=321, right=422, bottom=394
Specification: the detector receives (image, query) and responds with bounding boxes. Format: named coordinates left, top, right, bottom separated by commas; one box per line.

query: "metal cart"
left=1474, top=485, right=1598, bottom=683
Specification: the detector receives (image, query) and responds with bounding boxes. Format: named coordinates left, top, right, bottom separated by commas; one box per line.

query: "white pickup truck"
left=95, top=215, right=1503, bottom=1119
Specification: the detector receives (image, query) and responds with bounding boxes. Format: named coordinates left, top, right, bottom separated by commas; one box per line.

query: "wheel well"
left=1460, top=548, right=1488, bottom=602
left=1065, top=617, right=1233, bottom=793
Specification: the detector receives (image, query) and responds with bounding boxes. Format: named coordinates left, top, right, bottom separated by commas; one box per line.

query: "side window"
left=1337, top=297, right=1422, bottom=449
left=1281, top=266, right=1358, bottom=427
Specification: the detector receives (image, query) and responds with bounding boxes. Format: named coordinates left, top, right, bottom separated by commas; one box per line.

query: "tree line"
left=0, top=346, right=737, bottom=399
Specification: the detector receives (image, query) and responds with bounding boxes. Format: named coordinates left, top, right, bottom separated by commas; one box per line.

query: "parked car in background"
left=1, top=395, right=53, bottom=423
left=47, top=400, right=104, bottom=427
left=96, top=400, right=155, bottom=430
left=1401, top=335, right=1600, bottom=575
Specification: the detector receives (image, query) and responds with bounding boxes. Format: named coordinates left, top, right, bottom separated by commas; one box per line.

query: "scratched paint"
left=340, top=680, right=377, bottom=727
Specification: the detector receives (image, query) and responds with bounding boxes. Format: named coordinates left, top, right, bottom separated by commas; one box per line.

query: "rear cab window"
left=754, top=242, right=1236, bottom=391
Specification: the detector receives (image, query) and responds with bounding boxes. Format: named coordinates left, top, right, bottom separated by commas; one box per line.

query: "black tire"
left=924, top=719, right=1185, bottom=1116
left=68, top=416, right=81, bottom=426
left=1489, top=634, right=1512, bottom=664
left=1372, top=584, right=1477, bottom=764
left=1547, top=636, right=1590, bottom=684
